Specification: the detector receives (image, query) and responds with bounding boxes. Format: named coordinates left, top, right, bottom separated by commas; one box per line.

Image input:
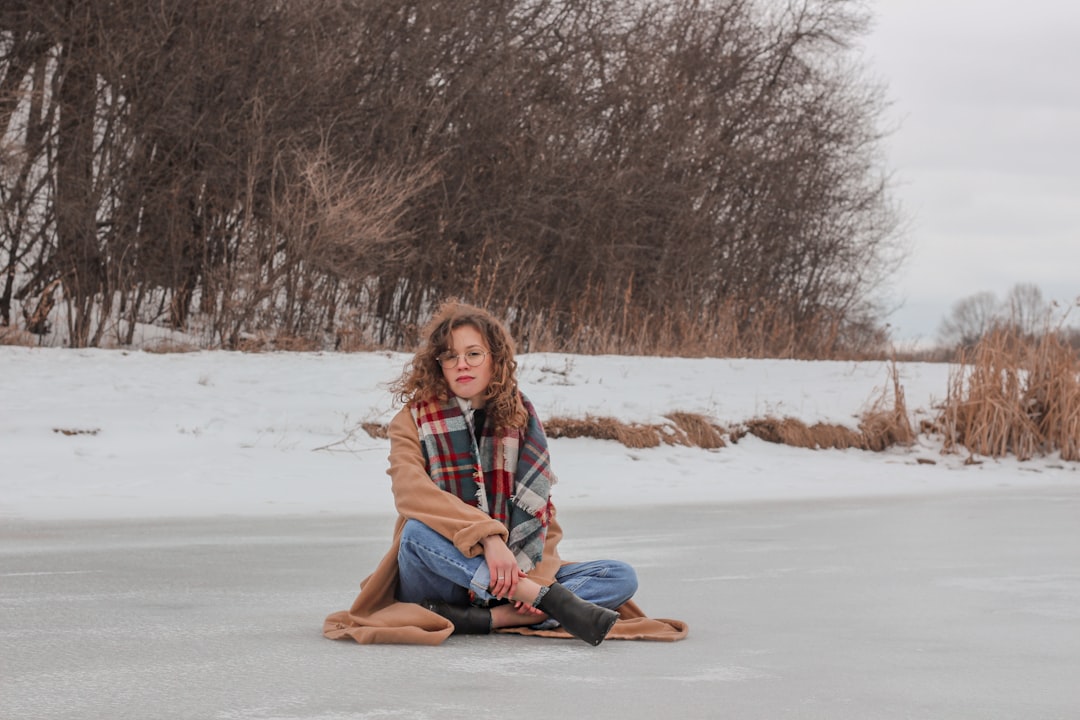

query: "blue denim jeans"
left=396, top=519, right=638, bottom=618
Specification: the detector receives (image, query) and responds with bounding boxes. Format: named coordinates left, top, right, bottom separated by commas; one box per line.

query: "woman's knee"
left=398, top=519, right=440, bottom=559
left=610, top=560, right=639, bottom=596
left=400, top=518, right=426, bottom=542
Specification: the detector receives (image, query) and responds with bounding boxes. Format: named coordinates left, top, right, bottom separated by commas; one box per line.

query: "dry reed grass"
left=860, top=360, right=916, bottom=451
left=357, top=396, right=918, bottom=454
left=270, top=334, right=323, bottom=352
left=361, top=412, right=728, bottom=450
left=334, top=321, right=379, bottom=352
left=360, top=410, right=912, bottom=452
left=544, top=416, right=664, bottom=449
left=743, top=416, right=865, bottom=450
left=511, top=297, right=885, bottom=360
left=665, top=412, right=727, bottom=449
left=53, top=427, right=100, bottom=436
left=350, top=346, right=1080, bottom=464
left=232, top=332, right=324, bottom=353
left=142, top=338, right=199, bottom=354
left=936, top=328, right=1080, bottom=461
left=0, top=326, right=37, bottom=346
left=741, top=363, right=914, bottom=451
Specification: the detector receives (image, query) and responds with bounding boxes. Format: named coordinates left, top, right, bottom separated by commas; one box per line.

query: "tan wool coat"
left=323, top=407, right=689, bottom=645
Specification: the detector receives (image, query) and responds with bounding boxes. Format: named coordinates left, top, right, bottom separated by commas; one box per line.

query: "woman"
left=323, top=301, right=687, bottom=645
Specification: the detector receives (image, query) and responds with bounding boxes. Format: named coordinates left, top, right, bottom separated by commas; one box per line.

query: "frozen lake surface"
left=3, top=487, right=1078, bottom=720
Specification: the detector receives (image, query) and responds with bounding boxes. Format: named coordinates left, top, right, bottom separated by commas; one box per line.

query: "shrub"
left=936, top=328, right=1080, bottom=460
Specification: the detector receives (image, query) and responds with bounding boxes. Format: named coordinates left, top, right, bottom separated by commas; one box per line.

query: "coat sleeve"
left=387, top=407, right=508, bottom=558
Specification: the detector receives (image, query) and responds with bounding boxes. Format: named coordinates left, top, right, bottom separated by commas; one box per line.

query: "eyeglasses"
left=437, top=349, right=488, bottom=369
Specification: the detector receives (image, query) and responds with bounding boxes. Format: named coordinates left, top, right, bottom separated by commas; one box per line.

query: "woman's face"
left=439, top=324, right=493, bottom=407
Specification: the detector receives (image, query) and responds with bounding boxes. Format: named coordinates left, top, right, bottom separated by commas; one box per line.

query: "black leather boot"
left=422, top=600, right=493, bottom=635
left=536, top=583, right=619, bottom=646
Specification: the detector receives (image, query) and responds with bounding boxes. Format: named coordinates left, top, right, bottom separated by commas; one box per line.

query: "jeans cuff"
left=469, top=564, right=493, bottom=602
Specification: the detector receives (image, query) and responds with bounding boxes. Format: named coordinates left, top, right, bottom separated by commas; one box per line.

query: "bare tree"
left=0, top=6, right=53, bottom=328
left=2, top=0, right=902, bottom=356
left=1003, top=282, right=1049, bottom=338
left=938, top=291, right=1002, bottom=350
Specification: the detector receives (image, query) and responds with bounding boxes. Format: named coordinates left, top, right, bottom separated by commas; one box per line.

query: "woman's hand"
left=480, top=535, right=520, bottom=599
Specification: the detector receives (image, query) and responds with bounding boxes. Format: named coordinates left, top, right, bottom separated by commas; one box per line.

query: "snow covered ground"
left=2, top=346, right=1075, bottom=521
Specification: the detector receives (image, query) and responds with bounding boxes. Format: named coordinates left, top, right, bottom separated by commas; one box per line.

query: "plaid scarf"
left=410, top=393, right=555, bottom=571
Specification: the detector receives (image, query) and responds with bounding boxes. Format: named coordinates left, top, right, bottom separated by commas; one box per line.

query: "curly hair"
left=390, top=300, right=527, bottom=430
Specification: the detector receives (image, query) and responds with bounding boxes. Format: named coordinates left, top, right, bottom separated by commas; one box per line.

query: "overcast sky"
left=858, top=0, right=1080, bottom=344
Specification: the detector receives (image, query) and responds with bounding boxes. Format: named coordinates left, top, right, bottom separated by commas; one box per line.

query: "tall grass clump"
left=860, top=360, right=916, bottom=451
left=936, top=328, right=1080, bottom=461
left=542, top=412, right=727, bottom=450
left=0, top=326, right=37, bottom=346
left=739, top=361, right=913, bottom=451
left=741, top=416, right=865, bottom=450
left=541, top=416, right=663, bottom=449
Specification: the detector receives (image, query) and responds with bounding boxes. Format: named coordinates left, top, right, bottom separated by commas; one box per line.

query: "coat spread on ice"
left=323, top=405, right=688, bottom=645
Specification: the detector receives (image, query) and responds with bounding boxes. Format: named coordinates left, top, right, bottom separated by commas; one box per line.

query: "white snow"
left=1, top=346, right=1075, bottom=521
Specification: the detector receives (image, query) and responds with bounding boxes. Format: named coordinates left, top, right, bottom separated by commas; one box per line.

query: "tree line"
left=1, top=0, right=900, bottom=356
left=938, top=283, right=1080, bottom=353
